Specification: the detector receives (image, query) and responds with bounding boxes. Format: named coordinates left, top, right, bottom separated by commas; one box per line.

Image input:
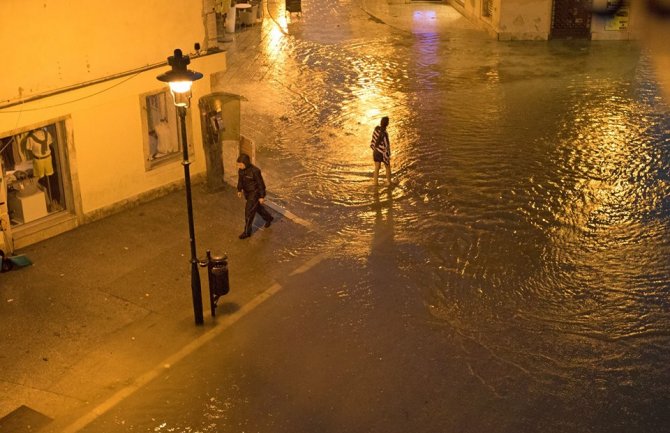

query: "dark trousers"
left=244, top=194, right=272, bottom=235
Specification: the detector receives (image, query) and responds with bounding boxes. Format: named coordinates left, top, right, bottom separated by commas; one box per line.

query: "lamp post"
left=157, top=49, right=205, bottom=326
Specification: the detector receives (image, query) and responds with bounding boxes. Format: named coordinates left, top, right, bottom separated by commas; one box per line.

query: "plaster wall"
left=0, top=0, right=207, bottom=103
left=497, top=0, right=551, bottom=40
left=448, top=0, right=501, bottom=38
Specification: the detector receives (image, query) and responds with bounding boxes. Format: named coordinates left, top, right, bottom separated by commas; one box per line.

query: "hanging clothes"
left=11, top=133, right=30, bottom=166
left=26, top=129, right=54, bottom=178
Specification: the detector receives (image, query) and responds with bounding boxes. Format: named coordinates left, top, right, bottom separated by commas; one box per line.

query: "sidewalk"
left=0, top=182, right=318, bottom=431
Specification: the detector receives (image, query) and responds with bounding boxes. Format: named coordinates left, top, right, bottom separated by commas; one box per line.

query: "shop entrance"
left=1, top=120, right=73, bottom=250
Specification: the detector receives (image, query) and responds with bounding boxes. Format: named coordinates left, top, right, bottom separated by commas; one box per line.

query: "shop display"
left=0, top=124, right=65, bottom=227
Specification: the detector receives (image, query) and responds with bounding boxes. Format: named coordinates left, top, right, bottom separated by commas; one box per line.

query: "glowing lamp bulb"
left=168, top=81, right=193, bottom=94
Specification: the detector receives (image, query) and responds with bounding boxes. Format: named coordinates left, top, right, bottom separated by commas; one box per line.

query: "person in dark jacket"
left=237, top=153, right=273, bottom=239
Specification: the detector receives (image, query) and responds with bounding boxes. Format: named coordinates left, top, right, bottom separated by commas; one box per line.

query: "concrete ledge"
left=81, top=173, right=206, bottom=225
left=498, top=31, right=549, bottom=41
left=12, top=213, right=79, bottom=250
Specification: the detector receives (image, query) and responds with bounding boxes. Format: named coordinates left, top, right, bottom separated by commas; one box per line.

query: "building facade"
left=449, top=0, right=635, bottom=40
left=0, top=0, right=226, bottom=252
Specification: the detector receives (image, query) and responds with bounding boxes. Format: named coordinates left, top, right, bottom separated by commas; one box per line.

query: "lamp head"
left=156, top=49, right=203, bottom=107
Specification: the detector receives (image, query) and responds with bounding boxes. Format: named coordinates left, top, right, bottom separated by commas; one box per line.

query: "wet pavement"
left=0, top=183, right=318, bottom=432
left=3, top=0, right=670, bottom=432
left=218, top=0, right=670, bottom=430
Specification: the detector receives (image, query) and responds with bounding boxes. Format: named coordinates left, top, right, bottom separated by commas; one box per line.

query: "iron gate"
left=551, top=0, right=592, bottom=38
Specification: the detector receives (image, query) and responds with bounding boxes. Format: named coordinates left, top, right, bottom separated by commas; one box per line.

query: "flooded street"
left=230, top=0, right=670, bottom=429
left=4, top=1, right=670, bottom=432
left=63, top=1, right=670, bottom=431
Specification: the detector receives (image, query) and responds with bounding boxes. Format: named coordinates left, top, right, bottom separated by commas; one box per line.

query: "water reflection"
left=254, top=0, right=670, bottom=429
left=369, top=185, right=395, bottom=256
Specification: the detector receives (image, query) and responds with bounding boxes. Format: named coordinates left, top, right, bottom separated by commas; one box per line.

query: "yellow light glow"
left=264, top=19, right=288, bottom=61
left=168, top=81, right=193, bottom=94
left=365, top=108, right=381, bottom=119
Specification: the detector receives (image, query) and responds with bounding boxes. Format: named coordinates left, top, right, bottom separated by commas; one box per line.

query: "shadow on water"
left=369, top=184, right=395, bottom=258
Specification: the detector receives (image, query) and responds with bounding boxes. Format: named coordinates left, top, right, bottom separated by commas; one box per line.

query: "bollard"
left=205, top=250, right=230, bottom=317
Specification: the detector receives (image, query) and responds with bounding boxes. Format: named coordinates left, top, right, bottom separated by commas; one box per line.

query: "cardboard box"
left=8, top=189, right=48, bottom=224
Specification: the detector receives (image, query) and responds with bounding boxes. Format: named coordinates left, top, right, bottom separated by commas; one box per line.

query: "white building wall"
left=448, top=0, right=497, bottom=37
left=449, top=0, right=551, bottom=40
left=497, top=0, right=551, bottom=40
left=449, top=0, right=636, bottom=41
left=1, top=53, right=225, bottom=216
left=0, top=0, right=213, bottom=102
left=0, top=0, right=226, bottom=246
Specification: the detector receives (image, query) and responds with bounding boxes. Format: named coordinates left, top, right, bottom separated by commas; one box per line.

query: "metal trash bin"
left=205, top=250, right=230, bottom=316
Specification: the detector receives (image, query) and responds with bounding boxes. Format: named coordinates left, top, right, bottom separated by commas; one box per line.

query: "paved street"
left=76, top=256, right=507, bottom=433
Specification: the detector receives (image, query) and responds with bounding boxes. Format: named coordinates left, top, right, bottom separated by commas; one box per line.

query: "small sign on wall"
left=605, top=2, right=629, bottom=30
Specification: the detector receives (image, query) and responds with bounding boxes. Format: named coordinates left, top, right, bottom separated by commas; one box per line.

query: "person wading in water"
left=370, top=116, right=395, bottom=185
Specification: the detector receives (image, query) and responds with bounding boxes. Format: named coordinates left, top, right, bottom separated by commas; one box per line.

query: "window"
left=0, top=122, right=68, bottom=226
left=141, top=90, right=182, bottom=170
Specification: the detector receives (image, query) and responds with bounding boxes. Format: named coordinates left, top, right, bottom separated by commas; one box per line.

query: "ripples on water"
left=251, top=4, right=670, bottom=429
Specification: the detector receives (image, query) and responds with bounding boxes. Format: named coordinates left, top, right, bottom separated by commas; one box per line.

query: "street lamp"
left=157, top=49, right=204, bottom=326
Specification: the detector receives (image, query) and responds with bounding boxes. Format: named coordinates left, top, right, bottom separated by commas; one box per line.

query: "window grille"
left=482, top=0, right=493, bottom=18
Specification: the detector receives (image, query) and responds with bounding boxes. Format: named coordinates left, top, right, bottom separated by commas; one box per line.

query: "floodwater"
left=243, top=0, right=670, bottom=430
